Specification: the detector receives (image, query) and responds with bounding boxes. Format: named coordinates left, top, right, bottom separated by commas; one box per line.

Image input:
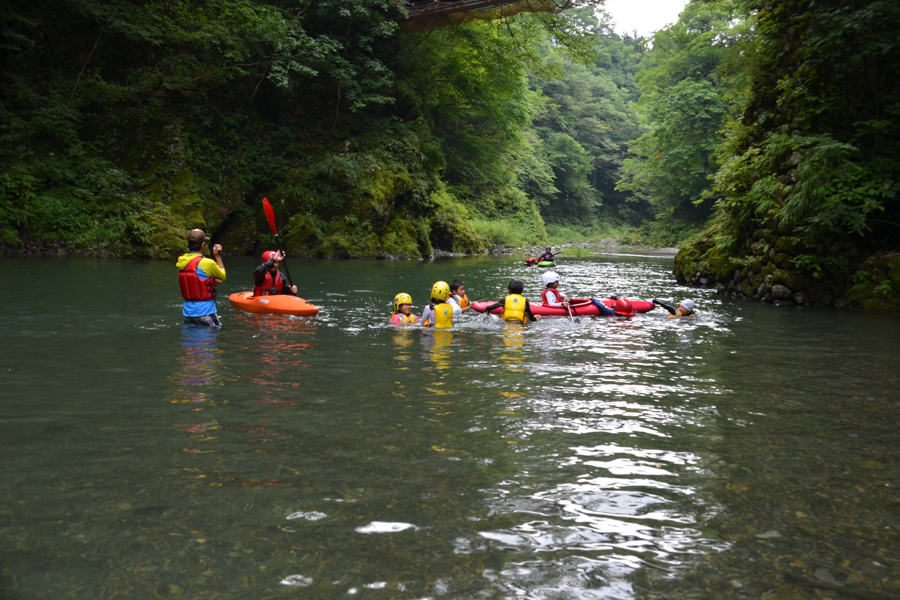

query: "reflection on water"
left=0, top=254, right=898, bottom=599
left=169, top=325, right=221, bottom=408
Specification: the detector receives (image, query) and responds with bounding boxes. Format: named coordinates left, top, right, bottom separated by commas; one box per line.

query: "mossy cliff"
left=673, top=1, right=900, bottom=311
left=674, top=223, right=900, bottom=310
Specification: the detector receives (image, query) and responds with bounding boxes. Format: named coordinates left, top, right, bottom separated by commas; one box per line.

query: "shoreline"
left=489, top=240, right=680, bottom=258
left=3, top=239, right=681, bottom=261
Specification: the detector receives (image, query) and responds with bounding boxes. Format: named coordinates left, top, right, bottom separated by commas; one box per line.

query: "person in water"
left=482, top=280, right=538, bottom=323
left=589, top=294, right=636, bottom=317
left=653, top=298, right=695, bottom=317
left=537, top=246, right=554, bottom=263
left=177, top=229, right=226, bottom=327
left=541, top=271, right=570, bottom=308
left=391, top=293, right=420, bottom=324
left=448, top=280, right=472, bottom=313
left=253, top=250, right=297, bottom=296
left=422, top=281, right=460, bottom=329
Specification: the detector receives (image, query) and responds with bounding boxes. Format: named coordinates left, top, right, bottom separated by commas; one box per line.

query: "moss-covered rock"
left=381, top=210, right=423, bottom=258
left=773, top=236, right=802, bottom=255
left=128, top=202, right=190, bottom=259
left=769, top=268, right=813, bottom=292
left=273, top=164, right=487, bottom=259
left=673, top=218, right=884, bottom=309
left=425, top=188, right=486, bottom=254
left=839, top=254, right=900, bottom=311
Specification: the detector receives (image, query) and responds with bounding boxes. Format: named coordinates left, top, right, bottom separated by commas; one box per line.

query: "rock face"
left=673, top=224, right=900, bottom=312
left=840, top=252, right=900, bottom=311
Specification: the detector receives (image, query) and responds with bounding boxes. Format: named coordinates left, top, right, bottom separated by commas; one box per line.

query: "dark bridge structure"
left=393, top=0, right=586, bottom=32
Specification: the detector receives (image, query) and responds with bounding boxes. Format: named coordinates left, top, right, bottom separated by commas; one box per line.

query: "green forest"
left=1, top=0, right=898, bottom=308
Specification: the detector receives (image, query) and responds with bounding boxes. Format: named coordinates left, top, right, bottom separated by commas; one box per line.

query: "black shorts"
left=183, top=313, right=222, bottom=328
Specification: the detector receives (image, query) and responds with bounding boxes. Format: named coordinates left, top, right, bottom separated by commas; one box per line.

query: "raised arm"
left=652, top=299, right=677, bottom=315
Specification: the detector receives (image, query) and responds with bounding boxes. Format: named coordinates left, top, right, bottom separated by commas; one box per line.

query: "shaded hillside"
left=2, top=0, right=594, bottom=258
left=671, top=0, right=900, bottom=309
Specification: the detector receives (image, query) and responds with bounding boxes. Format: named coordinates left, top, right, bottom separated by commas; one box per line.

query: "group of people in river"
left=391, top=269, right=695, bottom=328
left=176, top=228, right=696, bottom=328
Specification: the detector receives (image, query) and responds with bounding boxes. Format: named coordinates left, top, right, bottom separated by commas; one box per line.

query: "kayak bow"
left=229, top=291, right=319, bottom=317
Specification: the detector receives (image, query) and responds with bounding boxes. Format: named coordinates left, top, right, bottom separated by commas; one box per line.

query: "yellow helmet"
left=393, top=292, right=412, bottom=313
left=431, top=281, right=450, bottom=301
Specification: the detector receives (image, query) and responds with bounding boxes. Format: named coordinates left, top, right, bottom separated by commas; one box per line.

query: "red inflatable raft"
left=228, top=291, right=319, bottom=317
left=471, top=298, right=654, bottom=317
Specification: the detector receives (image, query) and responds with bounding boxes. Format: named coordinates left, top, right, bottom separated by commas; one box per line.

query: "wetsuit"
left=538, top=252, right=554, bottom=262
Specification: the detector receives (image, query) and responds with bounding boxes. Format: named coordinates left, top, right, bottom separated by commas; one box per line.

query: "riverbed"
left=1, top=254, right=898, bottom=599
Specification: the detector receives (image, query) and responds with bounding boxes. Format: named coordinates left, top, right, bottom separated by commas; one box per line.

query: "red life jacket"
left=253, top=269, right=286, bottom=296
left=179, top=256, right=216, bottom=301
left=541, top=288, right=560, bottom=306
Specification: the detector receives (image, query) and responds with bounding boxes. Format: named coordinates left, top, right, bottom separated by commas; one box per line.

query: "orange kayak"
left=228, top=291, right=319, bottom=317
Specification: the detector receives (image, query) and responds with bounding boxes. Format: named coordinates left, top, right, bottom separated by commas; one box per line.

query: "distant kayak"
left=526, top=258, right=556, bottom=266
left=229, top=291, right=319, bottom=317
left=472, top=298, right=654, bottom=317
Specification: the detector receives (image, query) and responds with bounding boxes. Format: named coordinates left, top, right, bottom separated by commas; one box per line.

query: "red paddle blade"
left=262, top=197, right=278, bottom=235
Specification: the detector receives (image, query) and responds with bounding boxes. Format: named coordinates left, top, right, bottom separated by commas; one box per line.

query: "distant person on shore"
left=653, top=298, right=695, bottom=317
left=540, top=271, right=569, bottom=308
left=482, top=280, right=538, bottom=323
left=177, top=229, right=226, bottom=327
left=538, top=246, right=554, bottom=262
left=448, top=280, right=472, bottom=313
left=391, top=293, right=420, bottom=325
left=253, top=250, right=297, bottom=296
left=422, top=281, right=460, bottom=329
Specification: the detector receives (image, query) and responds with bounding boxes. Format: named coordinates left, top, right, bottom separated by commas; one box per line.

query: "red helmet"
left=262, top=250, right=277, bottom=262
left=614, top=298, right=635, bottom=317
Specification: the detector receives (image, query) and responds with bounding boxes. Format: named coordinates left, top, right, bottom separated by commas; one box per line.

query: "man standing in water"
left=177, top=229, right=226, bottom=327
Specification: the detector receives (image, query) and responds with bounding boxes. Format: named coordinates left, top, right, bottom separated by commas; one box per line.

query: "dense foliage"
left=526, top=10, right=646, bottom=228
left=615, top=0, right=747, bottom=243
left=671, top=0, right=900, bottom=308
left=0, top=0, right=578, bottom=257
left=710, top=0, right=900, bottom=248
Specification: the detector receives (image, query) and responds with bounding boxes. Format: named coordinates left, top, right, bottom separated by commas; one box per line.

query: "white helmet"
left=541, top=271, right=560, bottom=286
left=679, top=299, right=695, bottom=311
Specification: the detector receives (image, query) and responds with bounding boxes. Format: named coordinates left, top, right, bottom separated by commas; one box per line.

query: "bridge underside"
left=395, top=0, right=574, bottom=32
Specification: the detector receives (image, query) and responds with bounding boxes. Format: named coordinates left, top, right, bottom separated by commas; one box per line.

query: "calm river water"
left=1, top=254, right=898, bottom=600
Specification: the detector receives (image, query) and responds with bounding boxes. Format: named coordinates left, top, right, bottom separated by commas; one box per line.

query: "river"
left=1, top=254, right=898, bottom=600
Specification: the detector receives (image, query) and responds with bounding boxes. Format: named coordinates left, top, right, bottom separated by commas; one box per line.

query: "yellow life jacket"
left=456, top=293, right=470, bottom=308
left=392, top=312, right=418, bottom=324
left=503, top=294, right=528, bottom=323
left=668, top=307, right=694, bottom=318
left=432, top=302, right=453, bottom=329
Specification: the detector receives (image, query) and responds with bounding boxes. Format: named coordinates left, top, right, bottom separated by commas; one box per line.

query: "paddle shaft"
left=273, top=234, right=295, bottom=289
left=565, top=299, right=579, bottom=323
left=262, top=197, right=295, bottom=289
